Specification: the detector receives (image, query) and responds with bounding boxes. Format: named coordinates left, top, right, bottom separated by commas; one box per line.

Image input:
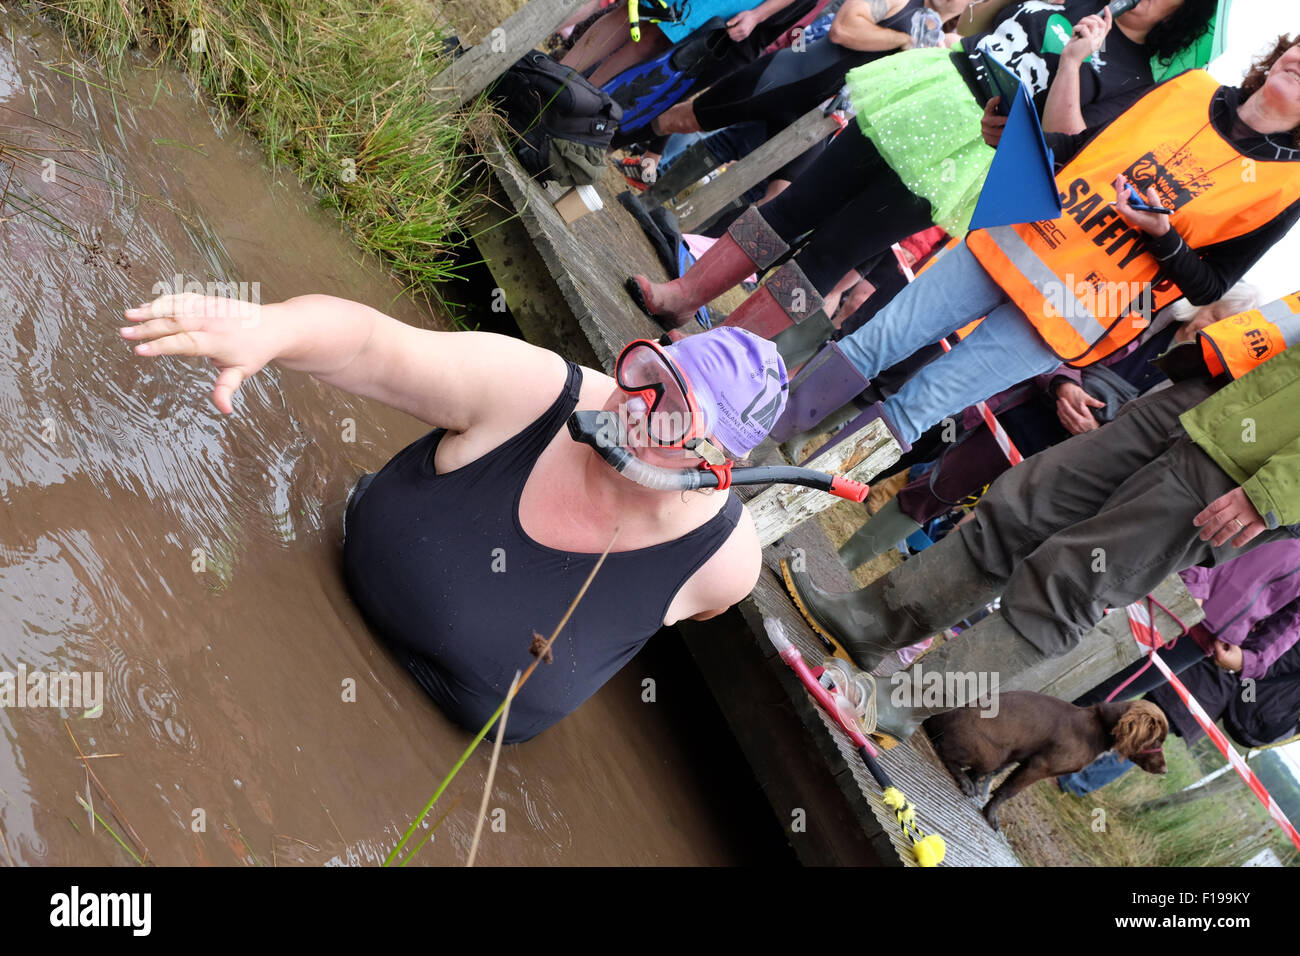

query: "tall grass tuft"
left=36, top=0, right=492, bottom=311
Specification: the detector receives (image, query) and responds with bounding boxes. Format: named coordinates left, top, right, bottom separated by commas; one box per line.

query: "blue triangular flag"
left=969, top=52, right=1063, bottom=232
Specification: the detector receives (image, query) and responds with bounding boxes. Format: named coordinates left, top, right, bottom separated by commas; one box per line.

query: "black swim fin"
left=618, top=190, right=678, bottom=280
left=603, top=17, right=733, bottom=145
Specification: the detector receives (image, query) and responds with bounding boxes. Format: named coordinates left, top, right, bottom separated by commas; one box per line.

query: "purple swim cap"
left=664, top=327, right=788, bottom=458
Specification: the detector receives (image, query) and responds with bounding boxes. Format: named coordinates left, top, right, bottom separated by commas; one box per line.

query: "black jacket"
left=1150, top=639, right=1300, bottom=748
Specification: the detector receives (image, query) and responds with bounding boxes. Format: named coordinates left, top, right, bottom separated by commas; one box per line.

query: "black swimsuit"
left=342, top=361, right=742, bottom=742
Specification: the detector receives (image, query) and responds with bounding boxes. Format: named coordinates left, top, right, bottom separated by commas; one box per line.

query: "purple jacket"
left=1179, top=539, right=1300, bottom=681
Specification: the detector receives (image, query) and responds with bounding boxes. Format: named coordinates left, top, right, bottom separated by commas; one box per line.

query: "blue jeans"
left=835, top=240, right=1062, bottom=446
left=1057, top=751, right=1135, bottom=796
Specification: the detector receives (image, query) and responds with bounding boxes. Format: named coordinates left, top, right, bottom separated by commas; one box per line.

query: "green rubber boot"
left=782, top=531, right=1001, bottom=673
left=864, top=611, right=1053, bottom=745
left=838, top=497, right=923, bottom=571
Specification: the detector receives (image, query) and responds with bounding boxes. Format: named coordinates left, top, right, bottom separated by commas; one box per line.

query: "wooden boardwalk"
left=472, top=137, right=1199, bottom=866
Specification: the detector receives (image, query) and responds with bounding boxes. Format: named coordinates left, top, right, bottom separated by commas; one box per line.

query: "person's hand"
left=1213, top=639, right=1244, bottom=673
left=1055, top=381, right=1105, bottom=434
left=1114, top=174, right=1171, bottom=237
left=981, top=97, right=1007, bottom=147
left=122, top=293, right=280, bottom=415
left=1062, top=8, right=1111, bottom=64
left=726, top=9, right=760, bottom=42
left=1193, top=486, right=1268, bottom=549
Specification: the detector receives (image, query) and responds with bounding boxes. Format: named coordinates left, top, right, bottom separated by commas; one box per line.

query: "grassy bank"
left=36, top=0, right=494, bottom=312
left=1000, top=735, right=1300, bottom=866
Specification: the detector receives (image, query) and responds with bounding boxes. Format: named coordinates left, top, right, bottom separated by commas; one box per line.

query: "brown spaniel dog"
left=923, top=692, right=1169, bottom=830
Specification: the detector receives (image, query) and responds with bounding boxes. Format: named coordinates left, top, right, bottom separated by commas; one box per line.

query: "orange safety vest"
left=965, top=70, right=1300, bottom=366
left=1199, top=292, right=1300, bottom=380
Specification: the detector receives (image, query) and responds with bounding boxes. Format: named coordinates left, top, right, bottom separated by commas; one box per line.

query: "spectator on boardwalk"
left=626, top=0, right=1216, bottom=357
left=837, top=285, right=1259, bottom=570
left=783, top=284, right=1300, bottom=743
left=563, top=0, right=808, bottom=86
left=750, top=36, right=1300, bottom=460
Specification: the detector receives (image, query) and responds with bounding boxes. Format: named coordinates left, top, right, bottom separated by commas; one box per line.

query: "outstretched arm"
left=122, top=293, right=567, bottom=431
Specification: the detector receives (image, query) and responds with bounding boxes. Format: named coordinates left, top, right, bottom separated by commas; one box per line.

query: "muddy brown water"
left=0, top=9, right=791, bottom=866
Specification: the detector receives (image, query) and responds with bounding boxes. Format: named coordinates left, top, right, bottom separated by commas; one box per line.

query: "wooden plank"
left=470, top=180, right=604, bottom=369
left=734, top=521, right=1024, bottom=866
left=431, top=0, right=591, bottom=107
left=1033, top=575, right=1204, bottom=702
left=676, top=107, right=841, bottom=233
left=641, top=139, right=722, bottom=209
left=480, top=134, right=668, bottom=368
left=677, top=607, right=890, bottom=866
left=748, top=417, right=900, bottom=548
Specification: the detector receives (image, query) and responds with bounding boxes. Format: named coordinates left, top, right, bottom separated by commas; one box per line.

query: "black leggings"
left=759, top=122, right=934, bottom=292
left=693, top=41, right=868, bottom=132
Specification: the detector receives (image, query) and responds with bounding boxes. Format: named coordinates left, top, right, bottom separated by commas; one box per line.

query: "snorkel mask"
left=567, top=334, right=871, bottom=502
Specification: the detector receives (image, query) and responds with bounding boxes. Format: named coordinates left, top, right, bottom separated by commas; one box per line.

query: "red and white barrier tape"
left=891, top=244, right=1023, bottom=467
left=891, top=240, right=1298, bottom=850
left=1122, top=603, right=1300, bottom=853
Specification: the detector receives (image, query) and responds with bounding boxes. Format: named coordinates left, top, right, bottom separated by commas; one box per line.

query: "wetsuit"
left=342, top=362, right=743, bottom=742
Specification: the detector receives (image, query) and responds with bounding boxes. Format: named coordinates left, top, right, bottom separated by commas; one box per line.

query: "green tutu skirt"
left=846, top=48, right=993, bottom=238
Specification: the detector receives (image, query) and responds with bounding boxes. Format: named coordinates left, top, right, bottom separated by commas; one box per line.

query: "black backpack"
left=489, top=50, right=622, bottom=187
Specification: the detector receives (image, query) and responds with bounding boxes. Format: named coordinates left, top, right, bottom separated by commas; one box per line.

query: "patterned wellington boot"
left=625, top=205, right=788, bottom=331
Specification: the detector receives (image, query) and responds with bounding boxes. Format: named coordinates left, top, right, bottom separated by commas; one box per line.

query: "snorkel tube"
left=568, top=410, right=871, bottom=501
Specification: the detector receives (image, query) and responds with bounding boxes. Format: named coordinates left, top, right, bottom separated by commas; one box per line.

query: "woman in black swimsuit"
left=121, top=293, right=787, bottom=740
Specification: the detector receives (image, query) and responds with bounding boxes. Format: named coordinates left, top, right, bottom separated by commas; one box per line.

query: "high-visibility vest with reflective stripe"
left=966, top=70, right=1300, bottom=367
left=1200, top=292, right=1300, bottom=379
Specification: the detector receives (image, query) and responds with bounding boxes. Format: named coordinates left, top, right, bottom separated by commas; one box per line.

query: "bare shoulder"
left=863, top=0, right=895, bottom=21
left=433, top=335, right=571, bottom=467
left=576, top=365, right=617, bottom=409
left=664, top=503, right=762, bottom=624
left=468, top=334, right=572, bottom=428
